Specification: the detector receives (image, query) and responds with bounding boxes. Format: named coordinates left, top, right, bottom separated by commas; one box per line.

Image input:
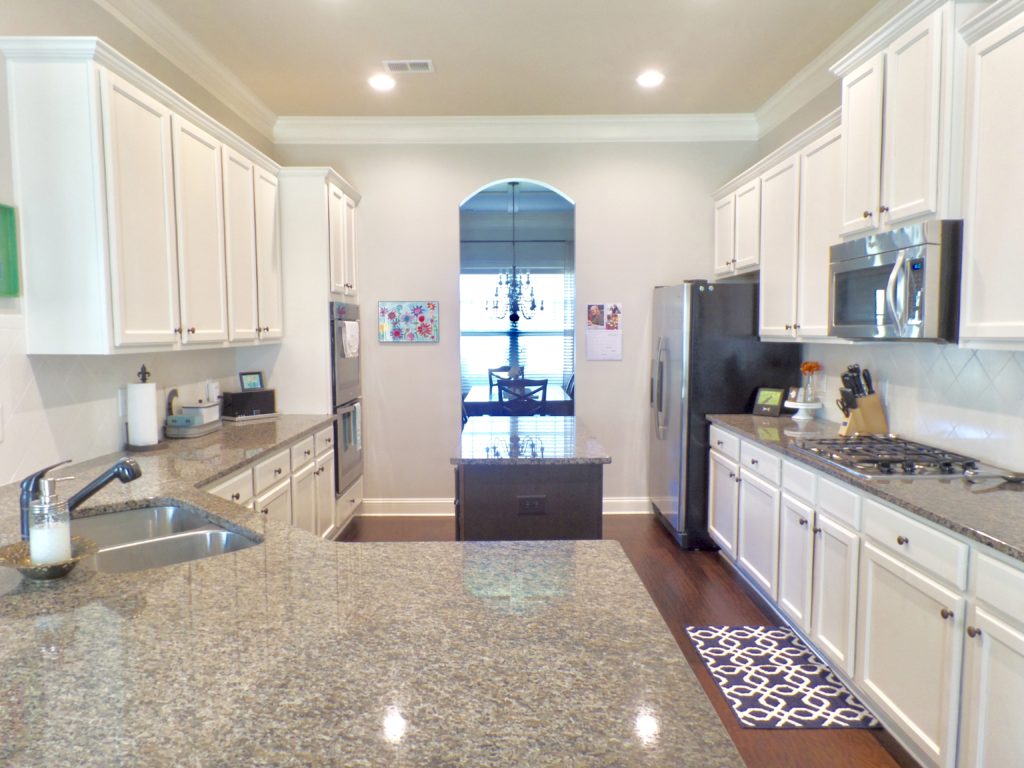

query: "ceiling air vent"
left=383, top=60, right=434, bottom=74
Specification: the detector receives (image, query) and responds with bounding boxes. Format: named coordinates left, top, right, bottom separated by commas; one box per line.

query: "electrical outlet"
left=517, top=495, right=546, bottom=515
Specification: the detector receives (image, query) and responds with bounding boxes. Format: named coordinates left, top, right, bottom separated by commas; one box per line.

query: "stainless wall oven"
left=829, top=220, right=962, bottom=342
left=331, top=301, right=363, bottom=496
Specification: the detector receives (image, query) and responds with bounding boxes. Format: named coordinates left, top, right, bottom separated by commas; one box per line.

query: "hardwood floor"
left=337, top=513, right=918, bottom=768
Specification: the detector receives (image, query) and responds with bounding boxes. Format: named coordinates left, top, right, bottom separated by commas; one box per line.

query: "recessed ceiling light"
left=636, top=70, right=665, bottom=89
left=368, top=73, right=396, bottom=92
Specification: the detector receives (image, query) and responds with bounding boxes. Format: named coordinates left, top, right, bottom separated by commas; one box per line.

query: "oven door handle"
left=885, top=250, right=906, bottom=337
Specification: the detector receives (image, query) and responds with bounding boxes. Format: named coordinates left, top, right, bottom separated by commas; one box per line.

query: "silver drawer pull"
left=716, top=440, right=724, bottom=447
left=750, top=458, right=758, bottom=466
left=230, top=492, right=241, bottom=501
left=274, top=468, right=283, bottom=476
left=896, top=535, right=909, bottom=546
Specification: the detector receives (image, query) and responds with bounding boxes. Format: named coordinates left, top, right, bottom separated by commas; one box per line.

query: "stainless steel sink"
left=71, top=504, right=260, bottom=573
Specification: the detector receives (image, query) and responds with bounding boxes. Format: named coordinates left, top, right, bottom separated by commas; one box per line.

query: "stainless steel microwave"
left=828, top=220, right=962, bottom=342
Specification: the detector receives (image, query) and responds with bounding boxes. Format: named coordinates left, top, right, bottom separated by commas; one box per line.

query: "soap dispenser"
left=29, top=476, right=72, bottom=565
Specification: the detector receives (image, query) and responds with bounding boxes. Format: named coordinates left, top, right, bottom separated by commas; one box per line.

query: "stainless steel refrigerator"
left=648, top=281, right=800, bottom=548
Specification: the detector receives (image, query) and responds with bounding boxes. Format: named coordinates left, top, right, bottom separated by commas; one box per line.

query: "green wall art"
left=0, top=205, right=19, bottom=297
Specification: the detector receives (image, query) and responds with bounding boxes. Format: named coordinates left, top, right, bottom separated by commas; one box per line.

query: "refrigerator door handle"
left=656, top=338, right=669, bottom=439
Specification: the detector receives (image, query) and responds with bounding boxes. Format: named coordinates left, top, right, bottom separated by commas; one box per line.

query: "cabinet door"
left=857, top=541, right=965, bottom=768
left=255, top=478, right=292, bottom=525
left=713, top=194, right=735, bottom=276
left=737, top=470, right=780, bottom=599
left=222, top=146, right=259, bottom=342
left=758, top=158, right=800, bottom=338
left=99, top=69, right=179, bottom=347
left=959, top=606, right=1024, bottom=768
left=733, top=179, right=761, bottom=271
left=328, top=182, right=347, bottom=295
left=254, top=166, right=284, bottom=339
left=315, top=451, right=336, bottom=537
left=839, top=52, right=885, bottom=236
left=171, top=115, right=228, bottom=344
left=881, top=10, right=943, bottom=226
left=290, top=461, right=316, bottom=534
left=796, top=128, right=842, bottom=338
left=778, top=493, right=814, bottom=632
left=342, top=193, right=357, bottom=296
left=960, top=12, right=1024, bottom=342
left=810, top=512, right=860, bottom=677
left=708, top=450, right=739, bottom=559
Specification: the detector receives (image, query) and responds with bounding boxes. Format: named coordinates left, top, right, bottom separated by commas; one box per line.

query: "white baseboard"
left=358, top=497, right=652, bottom=517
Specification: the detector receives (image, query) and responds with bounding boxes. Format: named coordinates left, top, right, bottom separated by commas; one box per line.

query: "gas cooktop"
left=794, top=434, right=1005, bottom=480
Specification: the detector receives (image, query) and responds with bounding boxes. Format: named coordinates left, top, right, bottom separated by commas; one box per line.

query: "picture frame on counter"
left=752, top=387, right=784, bottom=417
left=239, top=371, right=265, bottom=391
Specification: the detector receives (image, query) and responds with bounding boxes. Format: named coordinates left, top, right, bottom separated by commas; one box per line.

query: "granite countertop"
left=0, top=417, right=739, bottom=766
left=453, top=416, right=612, bottom=466
left=708, top=413, right=1024, bottom=563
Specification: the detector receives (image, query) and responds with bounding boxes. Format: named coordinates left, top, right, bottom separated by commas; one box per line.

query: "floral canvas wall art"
left=378, top=301, right=439, bottom=343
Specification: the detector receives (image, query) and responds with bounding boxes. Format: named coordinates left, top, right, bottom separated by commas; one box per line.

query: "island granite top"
left=0, top=416, right=739, bottom=767
left=453, top=415, right=612, bottom=466
left=708, top=413, right=1024, bottom=563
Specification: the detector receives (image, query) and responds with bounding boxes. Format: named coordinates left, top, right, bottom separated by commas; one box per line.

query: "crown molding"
left=273, top=113, right=759, bottom=145
left=960, top=0, right=1024, bottom=43
left=755, top=0, right=911, bottom=135
left=831, top=0, right=949, bottom=77
left=278, top=167, right=361, bottom=202
left=90, top=0, right=276, bottom=139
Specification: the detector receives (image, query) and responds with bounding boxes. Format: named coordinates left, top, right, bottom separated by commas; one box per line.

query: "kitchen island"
left=453, top=416, right=611, bottom=541
left=0, top=417, right=740, bottom=767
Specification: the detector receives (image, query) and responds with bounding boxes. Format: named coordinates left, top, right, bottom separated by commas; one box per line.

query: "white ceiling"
left=136, top=0, right=907, bottom=119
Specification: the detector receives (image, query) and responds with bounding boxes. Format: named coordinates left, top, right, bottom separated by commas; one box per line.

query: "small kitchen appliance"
left=794, top=435, right=1003, bottom=480
left=829, top=220, right=962, bottom=342
left=221, top=389, right=276, bottom=420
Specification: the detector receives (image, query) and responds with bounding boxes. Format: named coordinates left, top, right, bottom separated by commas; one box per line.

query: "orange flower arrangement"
left=800, top=360, right=822, bottom=376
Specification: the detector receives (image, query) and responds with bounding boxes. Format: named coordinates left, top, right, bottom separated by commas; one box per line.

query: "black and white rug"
left=686, top=625, right=880, bottom=729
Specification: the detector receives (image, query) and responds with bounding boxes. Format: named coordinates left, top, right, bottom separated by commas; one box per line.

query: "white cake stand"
left=785, top=399, right=823, bottom=421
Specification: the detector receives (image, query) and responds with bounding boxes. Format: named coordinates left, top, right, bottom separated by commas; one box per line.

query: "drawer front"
left=863, top=498, right=968, bottom=588
left=315, top=425, right=335, bottom=456
left=782, top=459, right=816, bottom=504
left=974, top=550, right=1024, bottom=620
left=709, top=425, right=740, bottom=462
left=817, top=477, right=862, bottom=530
left=337, top=475, right=364, bottom=529
left=206, top=468, right=254, bottom=504
left=290, top=436, right=315, bottom=468
left=254, top=448, right=291, bottom=495
left=740, top=441, right=781, bottom=485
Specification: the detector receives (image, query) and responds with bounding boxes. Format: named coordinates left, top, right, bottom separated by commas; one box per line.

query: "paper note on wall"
left=585, top=302, right=622, bottom=361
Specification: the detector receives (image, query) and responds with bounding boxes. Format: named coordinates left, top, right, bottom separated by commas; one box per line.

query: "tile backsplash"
left=0, top=313, right=243, bottom=486
left=805, top=342, right=1024, bottom=472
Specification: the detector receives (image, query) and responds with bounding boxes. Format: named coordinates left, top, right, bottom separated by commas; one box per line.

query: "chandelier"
left=489, top=181, right=544, bottom=323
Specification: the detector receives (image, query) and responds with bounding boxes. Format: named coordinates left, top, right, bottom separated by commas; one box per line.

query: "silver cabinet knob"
left=897, top=535, right=909, bottom=546
left=940, top=608, right=954, bottom=620
left=967, top=626, right=982, bottom=638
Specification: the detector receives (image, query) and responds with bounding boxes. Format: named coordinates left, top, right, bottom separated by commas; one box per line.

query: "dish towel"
left=342, top=320, right=360, bottom=358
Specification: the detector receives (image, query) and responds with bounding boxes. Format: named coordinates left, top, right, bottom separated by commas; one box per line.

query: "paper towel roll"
left=126, top=382, right=159, bottom=446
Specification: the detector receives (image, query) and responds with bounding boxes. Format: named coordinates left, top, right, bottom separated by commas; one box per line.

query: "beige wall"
left=273, top=141, right=758, bottom=507
left=758, top=82, right=842, bottom=157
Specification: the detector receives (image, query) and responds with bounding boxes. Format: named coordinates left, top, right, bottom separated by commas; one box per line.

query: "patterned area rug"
left=686, top=625, right=880, bottom=729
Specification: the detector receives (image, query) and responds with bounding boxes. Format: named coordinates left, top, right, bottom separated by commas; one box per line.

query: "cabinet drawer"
left=337, top=475, right=364, bottom=529
left=974, top=550, right=1024, bottom=620
left=817, top=477, right=861, bottom=530
left=290, top=436, right=315, bottom=468
left=863, top=498, right=968, bottom=588
left=740, top=441, right=781, bottom=485
left=206, top=467, right=254, bottom=504
left=315, top=425, right=335, bottom=456
left=253, top=448, right=291, bottom=494
left=782, top=459, right=816, bottom=504
left=709, top=425, right=740, bottom=462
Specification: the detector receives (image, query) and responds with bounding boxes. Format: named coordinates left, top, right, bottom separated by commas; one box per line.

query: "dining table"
left=462, top=383, right=574, bottom=417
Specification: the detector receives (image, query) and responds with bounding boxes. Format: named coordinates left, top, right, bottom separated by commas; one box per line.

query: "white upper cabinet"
left=328, top=181, right=358, bottom=296
left=758, top=158, right=800, bottom=338
left=223, top=147, right=260, bottom=342
left=254, top=167, right=284, bottom=339
left=0, top=39, right=280, bottom=354
left=960, top=5, right=1024, bottom=343
left=343, top=192, right=358, bottom=297
left=100, top=69, right=180, bottom=348
left=171, top=115, right=228, bottom=345
left=712, top=195, right=736, bottom=276
left=712, top=180, right=760, bottom=278
left=833, top=3, right=960, bottom=238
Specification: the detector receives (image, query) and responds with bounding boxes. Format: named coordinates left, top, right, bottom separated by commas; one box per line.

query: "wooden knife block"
left=839, top=393, right=889, bottom=436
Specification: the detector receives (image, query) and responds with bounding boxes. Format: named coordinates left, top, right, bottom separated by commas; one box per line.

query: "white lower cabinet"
left=255, top=477, right=292, bottom=525
left=315, top=450, right=336, bottom=537
left=777, top=492, right=814, bottom=631
left=290, top=461, right=316, bottom=534
left=737, top=469, right=780, bottom=599
left=707, top=449, right=740, bottom=559
left=337, top=475, right=364, bottom=533
left=810, top=512, right=860, bottom=677
left=857, top=540, right=965, bottom=768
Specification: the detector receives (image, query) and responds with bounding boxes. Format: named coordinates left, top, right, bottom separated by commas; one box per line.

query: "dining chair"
left=488, top=365, right=519, bottom=393
left=497, top=378, right=548, bottom=416
left=566, top=373, right=575, bottom=399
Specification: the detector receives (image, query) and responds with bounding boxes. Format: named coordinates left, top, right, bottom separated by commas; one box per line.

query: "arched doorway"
left=458, top=180, right=576, bottom=422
